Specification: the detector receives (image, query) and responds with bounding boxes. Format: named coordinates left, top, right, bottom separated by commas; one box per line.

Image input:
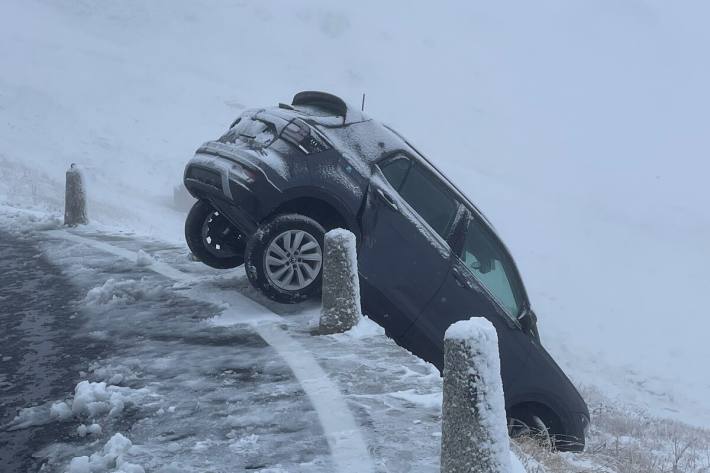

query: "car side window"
left=460, top=217, right=522, bottom=318
left=398, top=165, right=457, bottom=238
left=380, top=156, right=411, bottom=191
left=381, top=158, right=458, bottom=239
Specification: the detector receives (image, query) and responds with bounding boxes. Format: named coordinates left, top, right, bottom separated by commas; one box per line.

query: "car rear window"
left=218, top=117, right=277, bottom=148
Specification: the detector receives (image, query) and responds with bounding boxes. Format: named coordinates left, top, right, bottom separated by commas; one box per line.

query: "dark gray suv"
left=183, top=91, right=590, bottom=450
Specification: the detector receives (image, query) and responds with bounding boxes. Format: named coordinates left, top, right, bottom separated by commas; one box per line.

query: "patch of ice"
left=338, top=315, right=385, bottom=339
left=72, top=380, right=149, bottom=419
left=90, top=363, right=140, bottom=386
left=51, top=401, right=73, bottom=421
left=84, top=278, right=167, bottom=306
left=5, top=406, right=53, bottom=431
left=66, top=433, right=143, bottom=473
left=0, top=205, right=63, bottom=232
left=136, top=249, right=154, bottom=267
left=77, top=423, right=102, bottom=437
left=7, top=380, right=152, bottom=431
left=107, top=374, right=124, bottom=385
left=388, top=389, right=442, bottom=410
left=4, top=400, right=74, bottom=431
left=192, top=438, right=219, bottom=452
left=88, top=330, right=110, bottom=340
left=229, top=433, right=259, bottom=453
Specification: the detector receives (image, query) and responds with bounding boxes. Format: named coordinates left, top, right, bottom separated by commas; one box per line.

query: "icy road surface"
left=0, top=229, right=108, bottom=471
left=0, top=212, right=529, bottom=472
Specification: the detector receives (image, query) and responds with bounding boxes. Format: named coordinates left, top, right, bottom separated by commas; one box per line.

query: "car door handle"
left=452, top=267, right=472, bottom=289
left=376, top=188, right=398, bottom=211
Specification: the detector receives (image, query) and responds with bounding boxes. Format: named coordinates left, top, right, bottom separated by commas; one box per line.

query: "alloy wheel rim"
left=265, top=229, right=322, bottom=291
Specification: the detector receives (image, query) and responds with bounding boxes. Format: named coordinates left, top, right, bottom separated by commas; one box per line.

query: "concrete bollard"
left=441, top=317, right=512, bottom=473
left=64, top=164, right=88, bottom=226
left=319, top=229, right=362, bottom=334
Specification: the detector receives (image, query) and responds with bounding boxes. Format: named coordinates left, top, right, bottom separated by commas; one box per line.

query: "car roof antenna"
left=361, top=93, right=366, bottom=112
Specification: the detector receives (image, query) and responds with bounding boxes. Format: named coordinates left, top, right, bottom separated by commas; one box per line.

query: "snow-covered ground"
left=1, top=0, right=709, bottom=471
left=0, top=209, right=531, bottom=472
left=3, top=204, right=709, bottom=473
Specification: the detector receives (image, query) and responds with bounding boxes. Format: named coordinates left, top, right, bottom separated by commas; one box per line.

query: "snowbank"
left=6, top=380, right=152, bottom=431
left=67, top=433, right=144, bottom=473
left=84, top=278, right=168, bottom=306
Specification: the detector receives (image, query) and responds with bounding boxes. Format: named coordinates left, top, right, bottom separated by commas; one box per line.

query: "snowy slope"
left=1, top=0, right=709, bottom=430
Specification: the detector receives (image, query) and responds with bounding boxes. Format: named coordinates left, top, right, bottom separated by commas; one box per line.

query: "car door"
left=359, top=154, right=458, bottom=338
left=406, top=209, right=532, bottom=391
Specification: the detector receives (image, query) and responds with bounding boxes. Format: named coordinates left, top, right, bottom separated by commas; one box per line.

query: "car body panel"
left=359, top=169, right=452, bottom=337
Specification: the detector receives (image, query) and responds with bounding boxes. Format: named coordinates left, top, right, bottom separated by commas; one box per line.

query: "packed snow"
left=1, top=216, right=537, bottom=471
left=6, top=379, right=154, bottom=431
left=66, top=433, right=144, bottom=473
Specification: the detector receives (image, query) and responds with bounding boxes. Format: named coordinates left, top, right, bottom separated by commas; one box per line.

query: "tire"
left=185, top=200, right=245, bottom=269
left=245, top=213, right=325, bottom=303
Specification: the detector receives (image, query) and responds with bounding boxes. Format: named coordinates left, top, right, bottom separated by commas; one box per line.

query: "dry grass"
left=512, top=387, right=710, bottom=473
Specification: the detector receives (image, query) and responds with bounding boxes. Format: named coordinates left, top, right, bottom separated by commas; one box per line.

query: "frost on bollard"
left=64, top=163, right=88, bottom=226
left=319, top=229, right=362, bottom=335
left=441, top=317, right=512, bottom=473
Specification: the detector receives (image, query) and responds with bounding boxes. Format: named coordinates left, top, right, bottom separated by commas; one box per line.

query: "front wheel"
left=245, top=214, right=325, bottom=303
left=185, top=200, right=245, bottom=269
left=508, top=414, right=554, bottom=450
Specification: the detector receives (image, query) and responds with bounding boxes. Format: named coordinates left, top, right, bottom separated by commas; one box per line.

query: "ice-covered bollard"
left=319, top=229, right=362, bottom=334
left=441, top=317, right=512, bottom=473
left=64, top=164, right=88, bottom=226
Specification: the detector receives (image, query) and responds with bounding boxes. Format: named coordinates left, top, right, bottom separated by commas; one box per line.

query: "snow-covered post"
left=319, top=229, right=362, bottom=334
left=64, top=163, right=88, bottom=226
left=441, top=318, right=511, bottom=473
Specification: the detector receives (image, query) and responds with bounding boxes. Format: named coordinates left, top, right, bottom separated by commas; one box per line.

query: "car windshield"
left=460, top=216, right=524, bottom=318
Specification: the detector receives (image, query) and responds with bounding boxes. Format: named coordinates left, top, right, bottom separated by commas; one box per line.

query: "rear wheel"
left=245, top=214, right=325, bottom=303
left=185, top=200, right=245, bottom=269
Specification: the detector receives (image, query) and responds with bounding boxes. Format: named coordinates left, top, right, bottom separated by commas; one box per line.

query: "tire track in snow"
left=45, top=229, right=375, bottom=473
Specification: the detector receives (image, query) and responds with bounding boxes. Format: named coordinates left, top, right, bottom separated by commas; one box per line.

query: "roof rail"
left=292, top=91, right=348, bottom=118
